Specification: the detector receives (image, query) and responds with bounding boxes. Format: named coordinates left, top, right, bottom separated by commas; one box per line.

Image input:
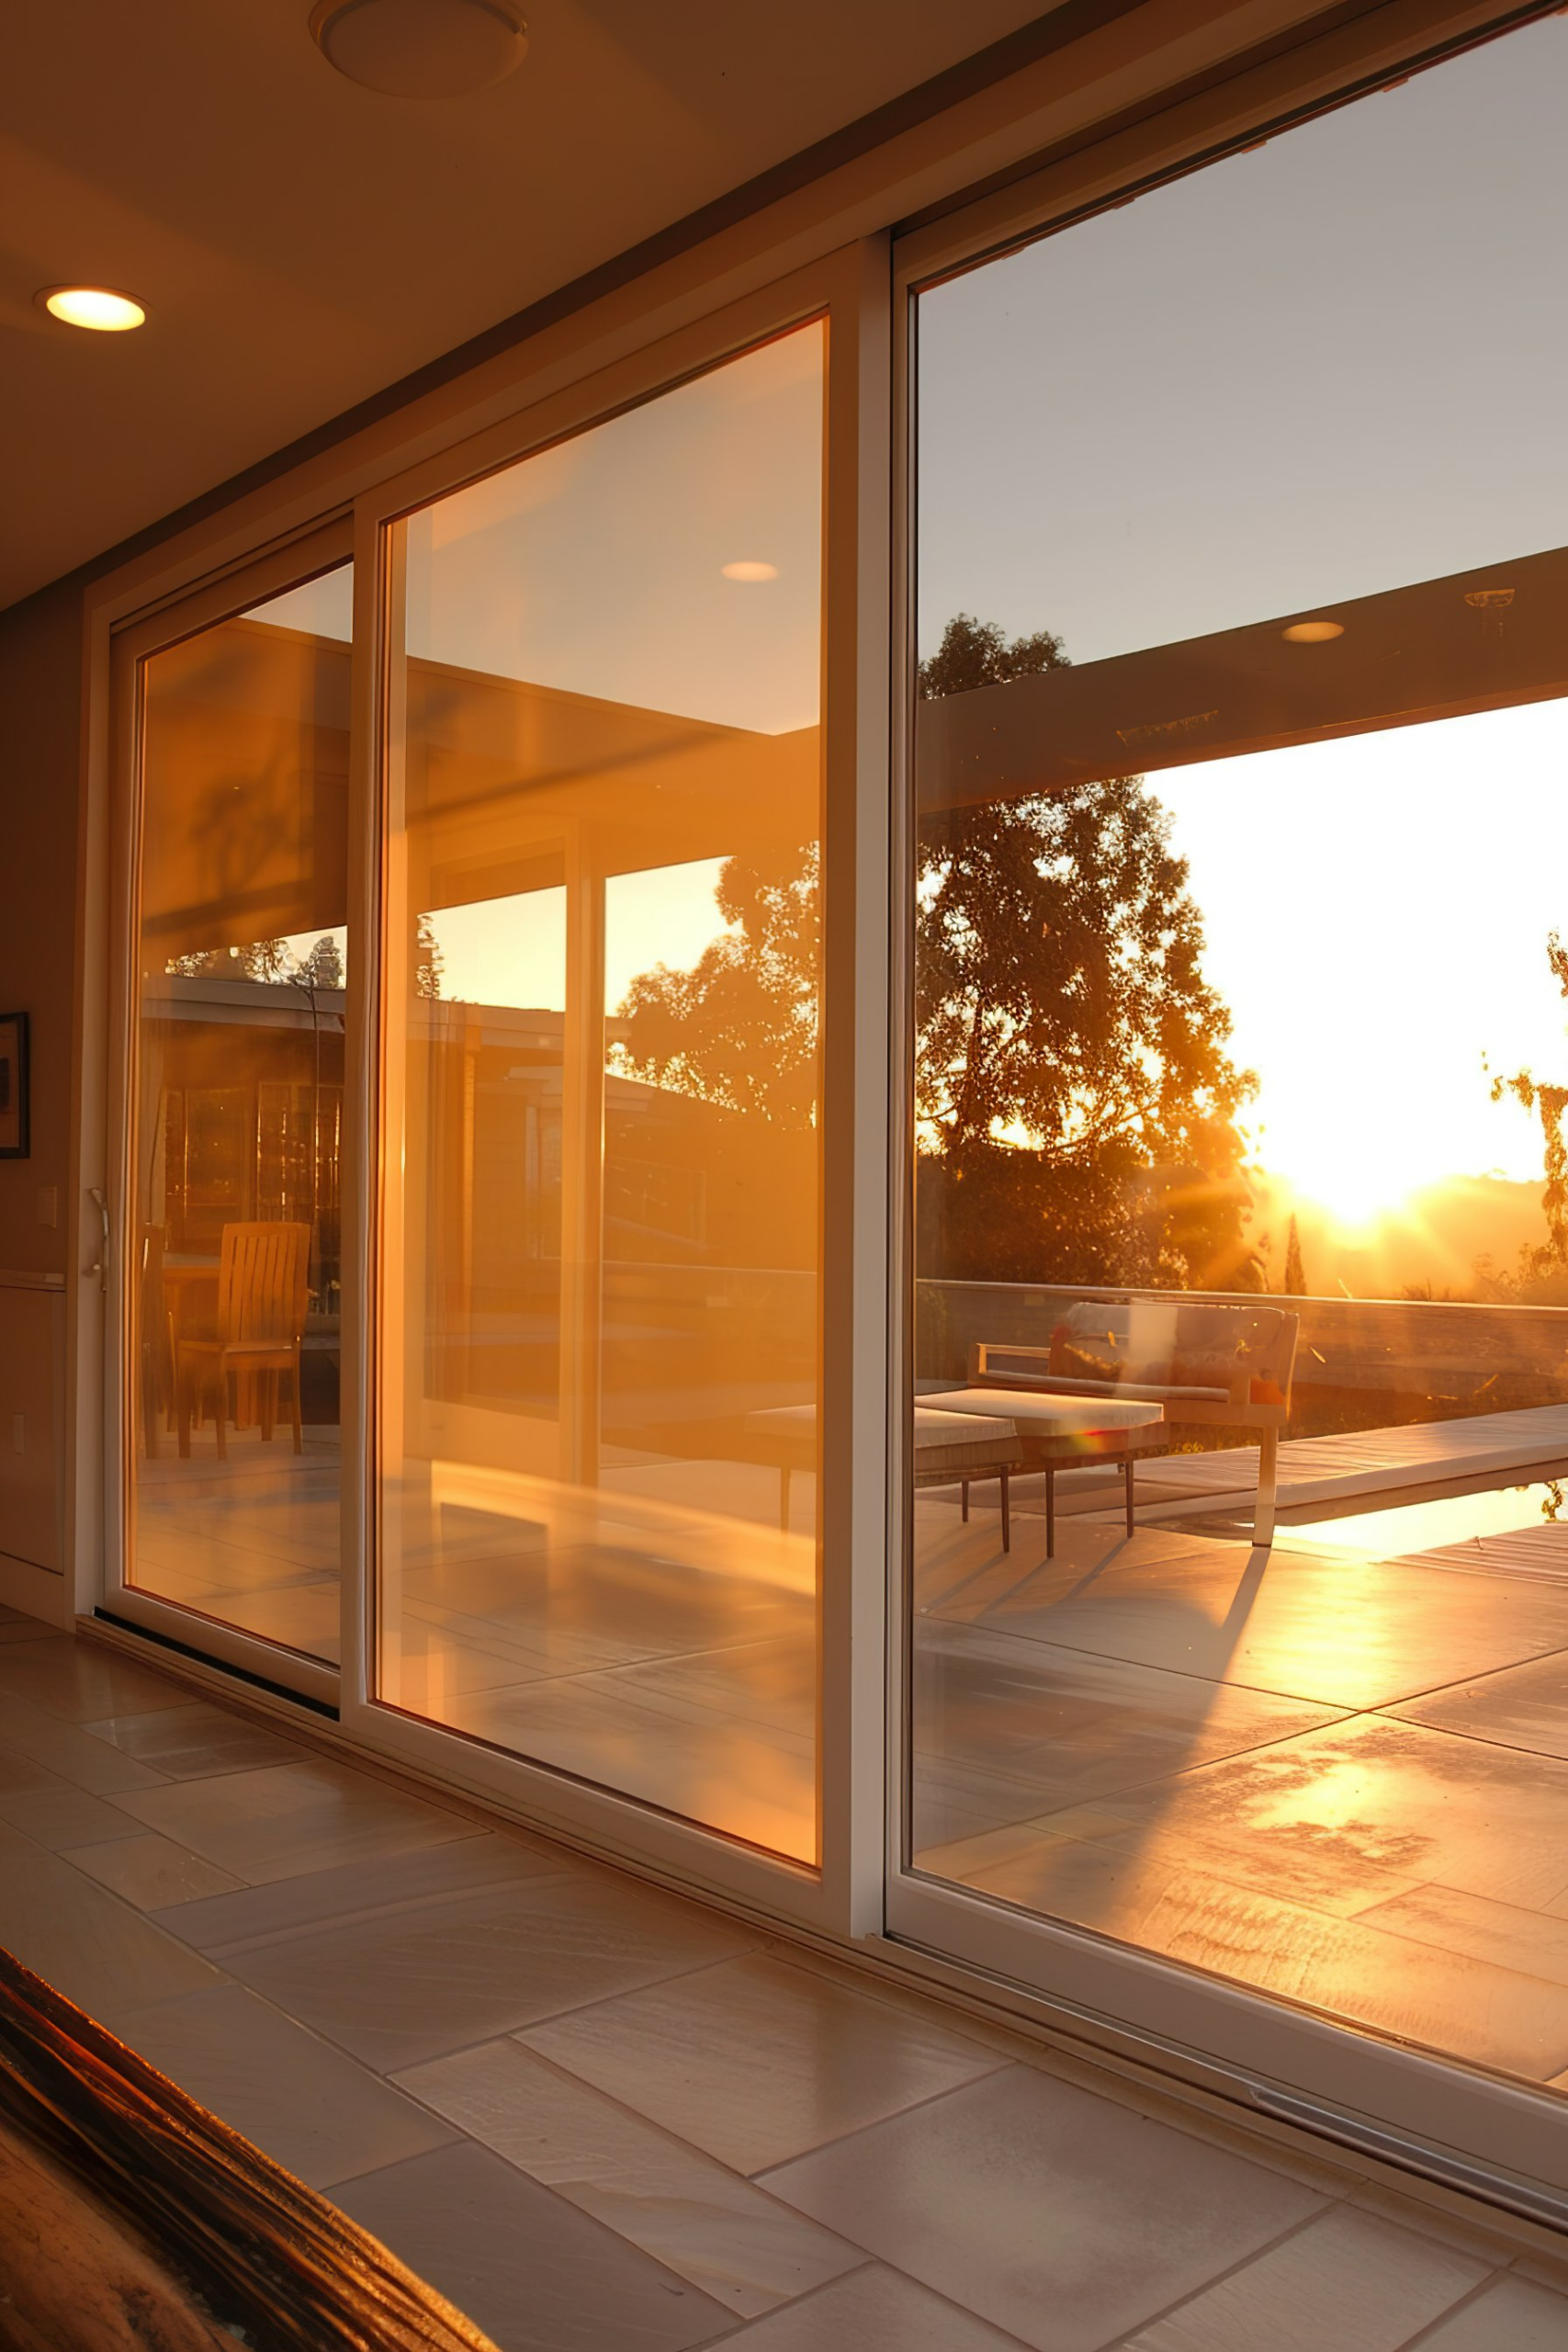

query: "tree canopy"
left=613, top=611, right=1260, bottom=1290
left=612, top=846, right=818, bottom=1128
left=913, top=614, right=1258, bottom=1288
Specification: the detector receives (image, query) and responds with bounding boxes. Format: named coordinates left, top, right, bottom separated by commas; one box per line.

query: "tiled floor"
left=98, top=1408, right=1568, bottom=2088
left=4, top=1608, right=1568, bottom=2349
left=912, top=1498, right=1568, bottom=2084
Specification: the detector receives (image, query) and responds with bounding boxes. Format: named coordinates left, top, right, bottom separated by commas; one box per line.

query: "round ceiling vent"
left=310, top=0, right=528, bottom=97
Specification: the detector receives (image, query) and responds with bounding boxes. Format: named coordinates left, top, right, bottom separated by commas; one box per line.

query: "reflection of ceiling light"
left=39, top=287, right=146, bottom=332
left=1281, top=619, right=1344, bottom=643
left=310, top=0, right=528, bottom=97
left=721, top=560, right=779, bottom=582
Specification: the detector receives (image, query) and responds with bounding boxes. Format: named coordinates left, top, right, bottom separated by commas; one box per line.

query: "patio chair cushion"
left=922, top=1386, right=1163, bottom=1435
left=749, top=1403, right=1021, bottom=1453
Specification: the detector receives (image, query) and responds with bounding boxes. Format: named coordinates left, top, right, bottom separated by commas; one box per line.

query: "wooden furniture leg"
left=1255, top=1425, right=1279, bottom=1547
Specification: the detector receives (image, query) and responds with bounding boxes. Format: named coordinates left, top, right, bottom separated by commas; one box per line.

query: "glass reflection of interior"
left=379, top=324, right=824, bottom=1863
left=909, top=16, right=1568, bottom=2086
left=130, top=563, right=353, bottom=1664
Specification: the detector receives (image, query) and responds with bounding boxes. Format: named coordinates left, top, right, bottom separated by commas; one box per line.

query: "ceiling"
left=0, top=0, right=1052, bottom=612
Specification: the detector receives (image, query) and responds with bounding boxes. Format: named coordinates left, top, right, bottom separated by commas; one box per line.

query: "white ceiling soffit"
left=0, top=0, right=1066, bottom=612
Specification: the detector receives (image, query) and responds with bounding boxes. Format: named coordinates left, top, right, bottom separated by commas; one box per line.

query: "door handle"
left=87, top=1186, right=109, bottom=1294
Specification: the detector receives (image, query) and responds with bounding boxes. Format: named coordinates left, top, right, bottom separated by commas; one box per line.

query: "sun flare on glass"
left=40, top=286, right=146, bottom=332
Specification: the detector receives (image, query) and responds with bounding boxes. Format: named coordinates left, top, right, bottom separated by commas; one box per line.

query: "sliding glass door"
left=373, top=323, right=829, bottom=1863
left=894, top=7, right=1568, bottom=2182
left=119, top=548, right=353, bottom=1681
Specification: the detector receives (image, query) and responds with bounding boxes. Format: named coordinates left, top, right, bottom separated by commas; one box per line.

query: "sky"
left=1156, top=700, right=1568, bottom=1217
left=917, top=13, right=1568, bottom=1227
left=404, top=322, right=823, bottom=737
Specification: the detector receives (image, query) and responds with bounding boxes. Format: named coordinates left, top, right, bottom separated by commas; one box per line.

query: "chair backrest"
left=217, top=1223, right=311, bottom=1349
left=1047, top=1295, right=1299, bottom=1408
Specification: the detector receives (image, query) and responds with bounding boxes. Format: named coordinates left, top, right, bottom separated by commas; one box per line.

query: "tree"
left=613, top=845, right=818, bottom=1127
left=612, top=611, right=1259, bottom=1290
left=1282, top=1215, right=1307, bottom=1297
left=164, top=938, right=290, bottom=980
left=1491, top=930, right=1568, bottom=1272
left=415, top=913, right=445, bottom=1001
left=915, top=615, right=1258, bottom=1290
left=295, top=933, right=344, bottom=992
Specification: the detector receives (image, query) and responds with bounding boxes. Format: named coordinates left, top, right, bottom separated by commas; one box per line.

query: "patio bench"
left=919, top=1386, right=1166, bottom=1555
left=959, top=1296, right=1300, bottom=1545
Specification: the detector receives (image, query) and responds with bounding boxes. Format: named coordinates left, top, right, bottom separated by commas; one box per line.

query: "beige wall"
left=0, top=582, right=81, bottom=1600
left=0, top=579, right=82, bottom=1278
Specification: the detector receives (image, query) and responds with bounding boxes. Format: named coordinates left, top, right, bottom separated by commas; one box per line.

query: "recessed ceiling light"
left=1281, top=619, right=1344, bottom=644
left=310, top=0, right=528, bottom=96
left=38, top=286, right=146, bottom=332
left=721, top=560, right=779, bottom=582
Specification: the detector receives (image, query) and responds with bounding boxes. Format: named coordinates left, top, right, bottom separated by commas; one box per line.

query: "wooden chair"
left=176, top=1222, right=311, bottom=1460
left=138, top=1224, right=174, bottom=1461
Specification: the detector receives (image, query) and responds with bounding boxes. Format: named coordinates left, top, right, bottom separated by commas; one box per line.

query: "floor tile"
left=69, top=1831, right=247, bottom=1909
left=714, top=2264, right=1027, bottom=2348
left=932, top=1541, right=1568, bottom=1712
left=977, top=1852, right=1568, bottom=2076
left=918, top=1811, right=1424, bottom=1924
left=912, top=1619, right=1345, bottom=1816
left=0, top=1781, right=145, bottom=1849
left=1358, top=1882, right=1568, bottom=1990
left=1405, top=2275, right=1568, bottom=2347
left=331, top=2141, right=734, bottom=2350
left=81, top=1700, right=305, bottom=1779
left=0, top=1635, right=193, bottom=1722
left=1018, top=1714, right=1568, bottom=1915
left=395, top=2038, right=863, bottom=2318
left=0, top=1741, right=66, bottom=1798
left=105, top=1983, right=457, bottom=2190
left=0, top=1847, right=223, bottom=2014
left=449, top=1668, right=815, bottom=1863
left=0, top=1611, right=56, bottom=1645
left=149, top=1828, right=559, bottom=1951
left=1117, top=2203, right=1489, bottom=2348
left=224, top=1871, right=755, bottom=2072
left=112, top=1757, right=479, bottom=1883
left=0, top=1693, right=171, bottom=1793
left=758, top=2064, right=1325, bottom=2352
left=520, top=1951, right=1008, bottom=2174
left=1391, top=1653, right=1568, bottom=1761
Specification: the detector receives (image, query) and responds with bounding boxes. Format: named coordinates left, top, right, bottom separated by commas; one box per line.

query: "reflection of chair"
left=176, top=1223, right=311, bottom=1461
left=139, top=1225, right=173, bottom=1460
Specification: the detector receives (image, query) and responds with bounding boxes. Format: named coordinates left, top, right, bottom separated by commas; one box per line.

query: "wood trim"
left=0, top=1945, right=500, bottom=2352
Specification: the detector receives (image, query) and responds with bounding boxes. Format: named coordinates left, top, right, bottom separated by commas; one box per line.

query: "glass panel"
left=909, top=17, right=1568, bottom=2084
left=379, top=324, right=824, bottom=1862
left=130, top=564, right=351, bottom=1664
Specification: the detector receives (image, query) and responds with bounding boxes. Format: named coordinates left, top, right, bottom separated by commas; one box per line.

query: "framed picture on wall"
left=0, top=1012, right=30, bottom=1159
